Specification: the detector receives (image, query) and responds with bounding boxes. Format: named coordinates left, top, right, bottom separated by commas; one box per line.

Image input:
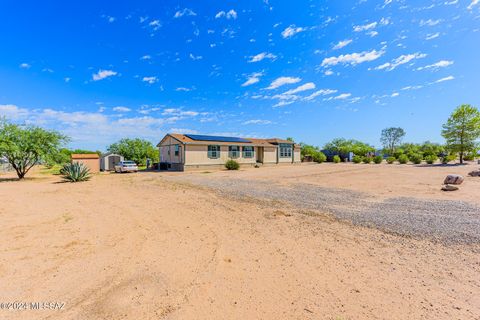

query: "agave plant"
left=60, top=162, right=91, bottom=182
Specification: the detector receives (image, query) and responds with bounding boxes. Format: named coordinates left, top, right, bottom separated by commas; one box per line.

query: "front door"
left=256, top=147, right=264, bottom=163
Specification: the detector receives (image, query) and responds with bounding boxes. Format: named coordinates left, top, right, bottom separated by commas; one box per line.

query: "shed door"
left=108, top=156, right=120, bottom=170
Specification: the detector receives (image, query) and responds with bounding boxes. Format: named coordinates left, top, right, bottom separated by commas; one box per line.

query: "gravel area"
left=167, top=176, right=480, bottom=245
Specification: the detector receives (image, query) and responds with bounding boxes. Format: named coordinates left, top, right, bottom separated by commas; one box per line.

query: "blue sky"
left=0, top=0, right=479, bottom=151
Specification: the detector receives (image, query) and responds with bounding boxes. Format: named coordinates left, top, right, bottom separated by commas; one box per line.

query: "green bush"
left=409, top=153, right=423, bottom=164
left=312, top=151, right=327, bottom=163
left=442, top=154, right=457, bottom=164
left=332, top=155, right=341, bottom=163
left=386, top=156, right=396, bottom=164
left=398, top=154, right=409, bottom=164
left=425, top=155, right=437, bottom=164
left=373, top=155, right=383, bottom=164
left=363, top=156, right=372, bottom=164
left=352, top=155, right=363, bottom=163
left=225, top=159, right=240, bottom=170
left=60, top=162, right=91, bottom=182
left=463, top=153, right=475, bottom=161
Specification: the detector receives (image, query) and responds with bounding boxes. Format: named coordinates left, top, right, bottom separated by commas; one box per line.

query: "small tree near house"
left=0, top=118, right=68, bottom=179
left=380, top=127, right=406, bottom=156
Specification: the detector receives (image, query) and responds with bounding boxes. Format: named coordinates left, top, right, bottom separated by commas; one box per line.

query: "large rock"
left=442, top=185, right=459, bottom=192
left=468, top=170, right=480, bottom=177
left=444, top=174, right=464, bottom=185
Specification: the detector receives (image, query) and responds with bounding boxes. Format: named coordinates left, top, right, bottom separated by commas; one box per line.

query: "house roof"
left=158, top=133, right=297, bottom=147
left=71, top=153, right=100, bottom=159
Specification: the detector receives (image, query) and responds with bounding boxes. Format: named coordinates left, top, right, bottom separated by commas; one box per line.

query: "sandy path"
left=1, top=171, right=479, bottom=319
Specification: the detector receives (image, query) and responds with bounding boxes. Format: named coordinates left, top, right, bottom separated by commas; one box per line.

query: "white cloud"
left=391, top=92, right=400, bottom=97
left=434, top=75, right=455, bottom=83
left=272, top=101, right=294, bottom=108
left=333, top=93, right=352, bottom=100
left=282, top=82, right=315, bottom=95
left=92, top=69, right=118, bottom=81
left=243, top=119, right=272, bottom=125
left=175, top=87, right=195, bottom=92
left=321, top=49, right=385, bottom=67
left=248, top=52, right=277, bottom=63
left=303, top=89, right=337, bottom=101
left=140, top=55, right=151, bottom=60
left=142, top=76, right=158, bottom=84
left=0, top=104, right=30, bottom=119
left=426, top=32, right=440, bottom=40
left=189, top=53, right=203, bottom=60
left=266, top=76, right=301, bottom=90
left=420, top=19, right=442, bottom=26
left=64, top=77, right=71, bottom=83
left=417, top=60, right=454, bottom=71
left=281, top=25, right=305, bottom=38
left=333, top=39, right=353, bottom=50
left=324, top=70, right=334, bottom=76
left=149, top=20, right=161, bottom=31
left=468, top=0, right=479, bottom=10
left=113, top=106, right=131, bottom=112
left=215, top=9, right=237, bottom=19
left=353, top=22, right=377, bottom=32
left=375, top=53, right=427, bottom=71
left=19, top=63, right=31, bottom=69
left=174, top=8, right=196, bottom=18
left=241, top=72, right=263, bottom=87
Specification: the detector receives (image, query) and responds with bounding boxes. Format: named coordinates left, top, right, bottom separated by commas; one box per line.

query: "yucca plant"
left=60, top=162, right=91, bottom=182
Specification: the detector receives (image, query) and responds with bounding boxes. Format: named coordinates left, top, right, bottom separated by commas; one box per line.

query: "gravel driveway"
left=167, top=175, right=480, bottom=245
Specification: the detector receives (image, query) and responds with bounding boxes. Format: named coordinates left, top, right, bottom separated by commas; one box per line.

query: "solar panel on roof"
left=185, top=134, right=251, bottom=143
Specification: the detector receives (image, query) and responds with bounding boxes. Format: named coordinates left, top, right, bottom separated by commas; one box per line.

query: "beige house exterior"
left=157, top=134, right=301, bottom=171
left=71, top=154, right=100, bottom=173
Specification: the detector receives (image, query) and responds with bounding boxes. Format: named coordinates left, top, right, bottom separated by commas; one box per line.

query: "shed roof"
left=71, top=153, right=99, bottom=159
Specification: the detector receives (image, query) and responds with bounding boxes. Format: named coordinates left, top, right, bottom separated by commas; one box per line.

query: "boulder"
left=442, top=185, right=459, bottom=192
left=468, top=170, right=480, bottom=177
left=443, top=174, right=464, bottom=185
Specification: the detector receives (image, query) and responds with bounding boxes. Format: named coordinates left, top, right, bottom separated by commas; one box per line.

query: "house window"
left=174, top=145, right=179, bottom=156
left=208, top=145, right=220, bottom=159
left=229, top=146, right=240, bottom=158
left=243, top=146, right=254, bottom=158
left=279, top=144, right=293, bottom=158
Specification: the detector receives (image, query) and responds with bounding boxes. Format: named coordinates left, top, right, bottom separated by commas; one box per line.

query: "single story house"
left=71, top=154, right=100, bottom=173
left=100, top=153, right=124, bottom=171
left=157, top=133, right=301, bottom=171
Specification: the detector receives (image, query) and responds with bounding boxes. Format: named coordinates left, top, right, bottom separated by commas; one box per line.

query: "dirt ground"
left=0, top=163, right=479, bottom=320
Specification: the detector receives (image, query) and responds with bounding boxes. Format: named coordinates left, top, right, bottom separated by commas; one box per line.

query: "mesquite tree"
left=380, top=127, right=406, bottom=155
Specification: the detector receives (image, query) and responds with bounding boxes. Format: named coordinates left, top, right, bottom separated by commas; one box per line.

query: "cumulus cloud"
left=266, top=76, right=301, bottom=90
left=248, top=52, right=277, bottom=63
left=241, top=72, right=263, bottom=87
left=113, top=106, right=131, bottom=112
left=321, top=49, right=385, bottom=67
left=281, top=25, right=305, bottom=38
left=434, top=75, right=455, bottom=83
left=282, top=82, right=315, bottom=95
left=375, top=53, right=427, bottom=71
left=353, top=22, right=377, bottom=32
left=333, top=39, right=352, bottom=50
left=142, top=76, right=158, bottom=84
left=92, top=69, right=118, bottom=81
left=417, top=60, right=454, bottom=71
left=243, top=119, right=272, bottom=125
left=215, top=9, right=237, bottom=19
left=174, top=8, right=196, bottom=18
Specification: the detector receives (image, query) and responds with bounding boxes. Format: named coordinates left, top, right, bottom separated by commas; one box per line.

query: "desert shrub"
left=463, top=153, right=475, bottom=161
left=60, top=162, right=91, bottom=182
left=398, top=154, right=409, bottom=164
left=373, top=155, right=383, bottom=164
left=442, top=154, right=457, bottom=164
left=409, top=153, right=423, bottom=164
left=312, top=151, right=327, bottom=163
left=386, top=156, right=396, bottom=164
left=425, top=155, right=437, bottom=164
left=352, top=155, right=363, bottom=163
left=332, top=155, right=341, bottom=163
left=225, top=159, right=240, bottom=170
left=363, top=156, right=372, bottom=164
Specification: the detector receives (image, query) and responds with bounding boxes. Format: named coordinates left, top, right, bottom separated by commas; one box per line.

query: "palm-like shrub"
left=386, top=156, right=396, bottom=164
left=373, top=156, right=383, bottom=164
left=225, top=159, right=240, bottom=170
left=60, top=162, right=91, bottom=182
